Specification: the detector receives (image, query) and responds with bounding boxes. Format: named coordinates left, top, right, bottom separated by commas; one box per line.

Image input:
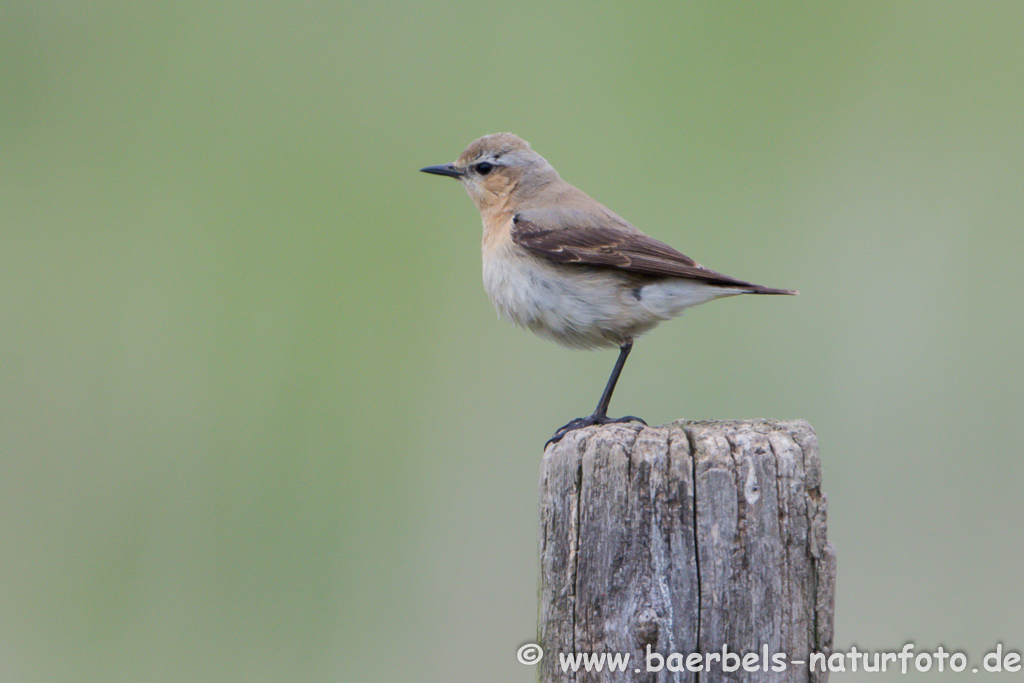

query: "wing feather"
left=511, top=211, right=795, bottom=294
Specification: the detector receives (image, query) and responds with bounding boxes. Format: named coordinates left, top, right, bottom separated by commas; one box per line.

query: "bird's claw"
left=546, top=414, right=647, bottom=447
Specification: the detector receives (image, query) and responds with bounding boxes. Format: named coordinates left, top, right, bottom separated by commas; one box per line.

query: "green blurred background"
left=2, top=2, right=1022, bottom=681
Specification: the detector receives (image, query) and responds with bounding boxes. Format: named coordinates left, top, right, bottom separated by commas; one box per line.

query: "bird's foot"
left=546, top=413, right=647, bottom=447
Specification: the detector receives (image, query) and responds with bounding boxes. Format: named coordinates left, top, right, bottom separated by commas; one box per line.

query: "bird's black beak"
left=419, top=163, right=464, bottom=179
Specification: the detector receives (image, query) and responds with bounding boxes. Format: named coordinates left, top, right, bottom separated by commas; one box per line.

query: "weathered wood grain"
left=538, top=420, right=835, bottom=683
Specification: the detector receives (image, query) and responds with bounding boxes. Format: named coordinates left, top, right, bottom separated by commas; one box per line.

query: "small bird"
left=421, top=133, right=796, bottom=445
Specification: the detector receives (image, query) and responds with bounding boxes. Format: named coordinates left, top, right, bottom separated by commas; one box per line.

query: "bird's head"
left=420, top=133, right=559, bottom=211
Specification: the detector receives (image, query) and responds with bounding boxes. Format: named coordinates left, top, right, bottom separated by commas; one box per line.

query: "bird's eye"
left=475, top=162, right=494, bottom=175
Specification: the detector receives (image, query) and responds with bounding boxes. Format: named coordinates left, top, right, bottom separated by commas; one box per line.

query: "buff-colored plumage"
left=421, top=133, right=796, bottom=441
left=425, top=133, right=794, bottom=349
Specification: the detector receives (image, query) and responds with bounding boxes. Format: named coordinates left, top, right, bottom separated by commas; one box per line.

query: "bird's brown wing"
left=511, top=212, right=796, bottom=293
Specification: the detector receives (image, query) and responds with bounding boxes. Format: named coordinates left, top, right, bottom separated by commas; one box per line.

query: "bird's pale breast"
left=482, top=239, right=652, bottom=348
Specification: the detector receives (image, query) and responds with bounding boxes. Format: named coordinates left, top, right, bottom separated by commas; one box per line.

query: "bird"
left=420, top=133, right=796, bottom=445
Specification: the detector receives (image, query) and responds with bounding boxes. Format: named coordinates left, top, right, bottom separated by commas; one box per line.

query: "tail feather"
left=747, top=284, right=799, bottom=295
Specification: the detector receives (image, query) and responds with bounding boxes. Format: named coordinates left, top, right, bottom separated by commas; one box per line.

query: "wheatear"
left=421, top=133, right=796, bottom=444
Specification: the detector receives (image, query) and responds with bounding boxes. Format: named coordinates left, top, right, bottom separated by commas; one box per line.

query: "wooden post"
left=538, top=420, right=835, bottom=683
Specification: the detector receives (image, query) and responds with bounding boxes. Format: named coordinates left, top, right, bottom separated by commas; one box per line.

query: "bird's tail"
left=747, top=284, right=799, bottom=295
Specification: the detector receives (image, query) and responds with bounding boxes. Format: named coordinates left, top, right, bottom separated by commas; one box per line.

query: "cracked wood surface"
left=538, top=420, right=835, bottom=683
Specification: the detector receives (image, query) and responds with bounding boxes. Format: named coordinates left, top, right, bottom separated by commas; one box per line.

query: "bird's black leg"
left=547, top=339, right=646, bottom=446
